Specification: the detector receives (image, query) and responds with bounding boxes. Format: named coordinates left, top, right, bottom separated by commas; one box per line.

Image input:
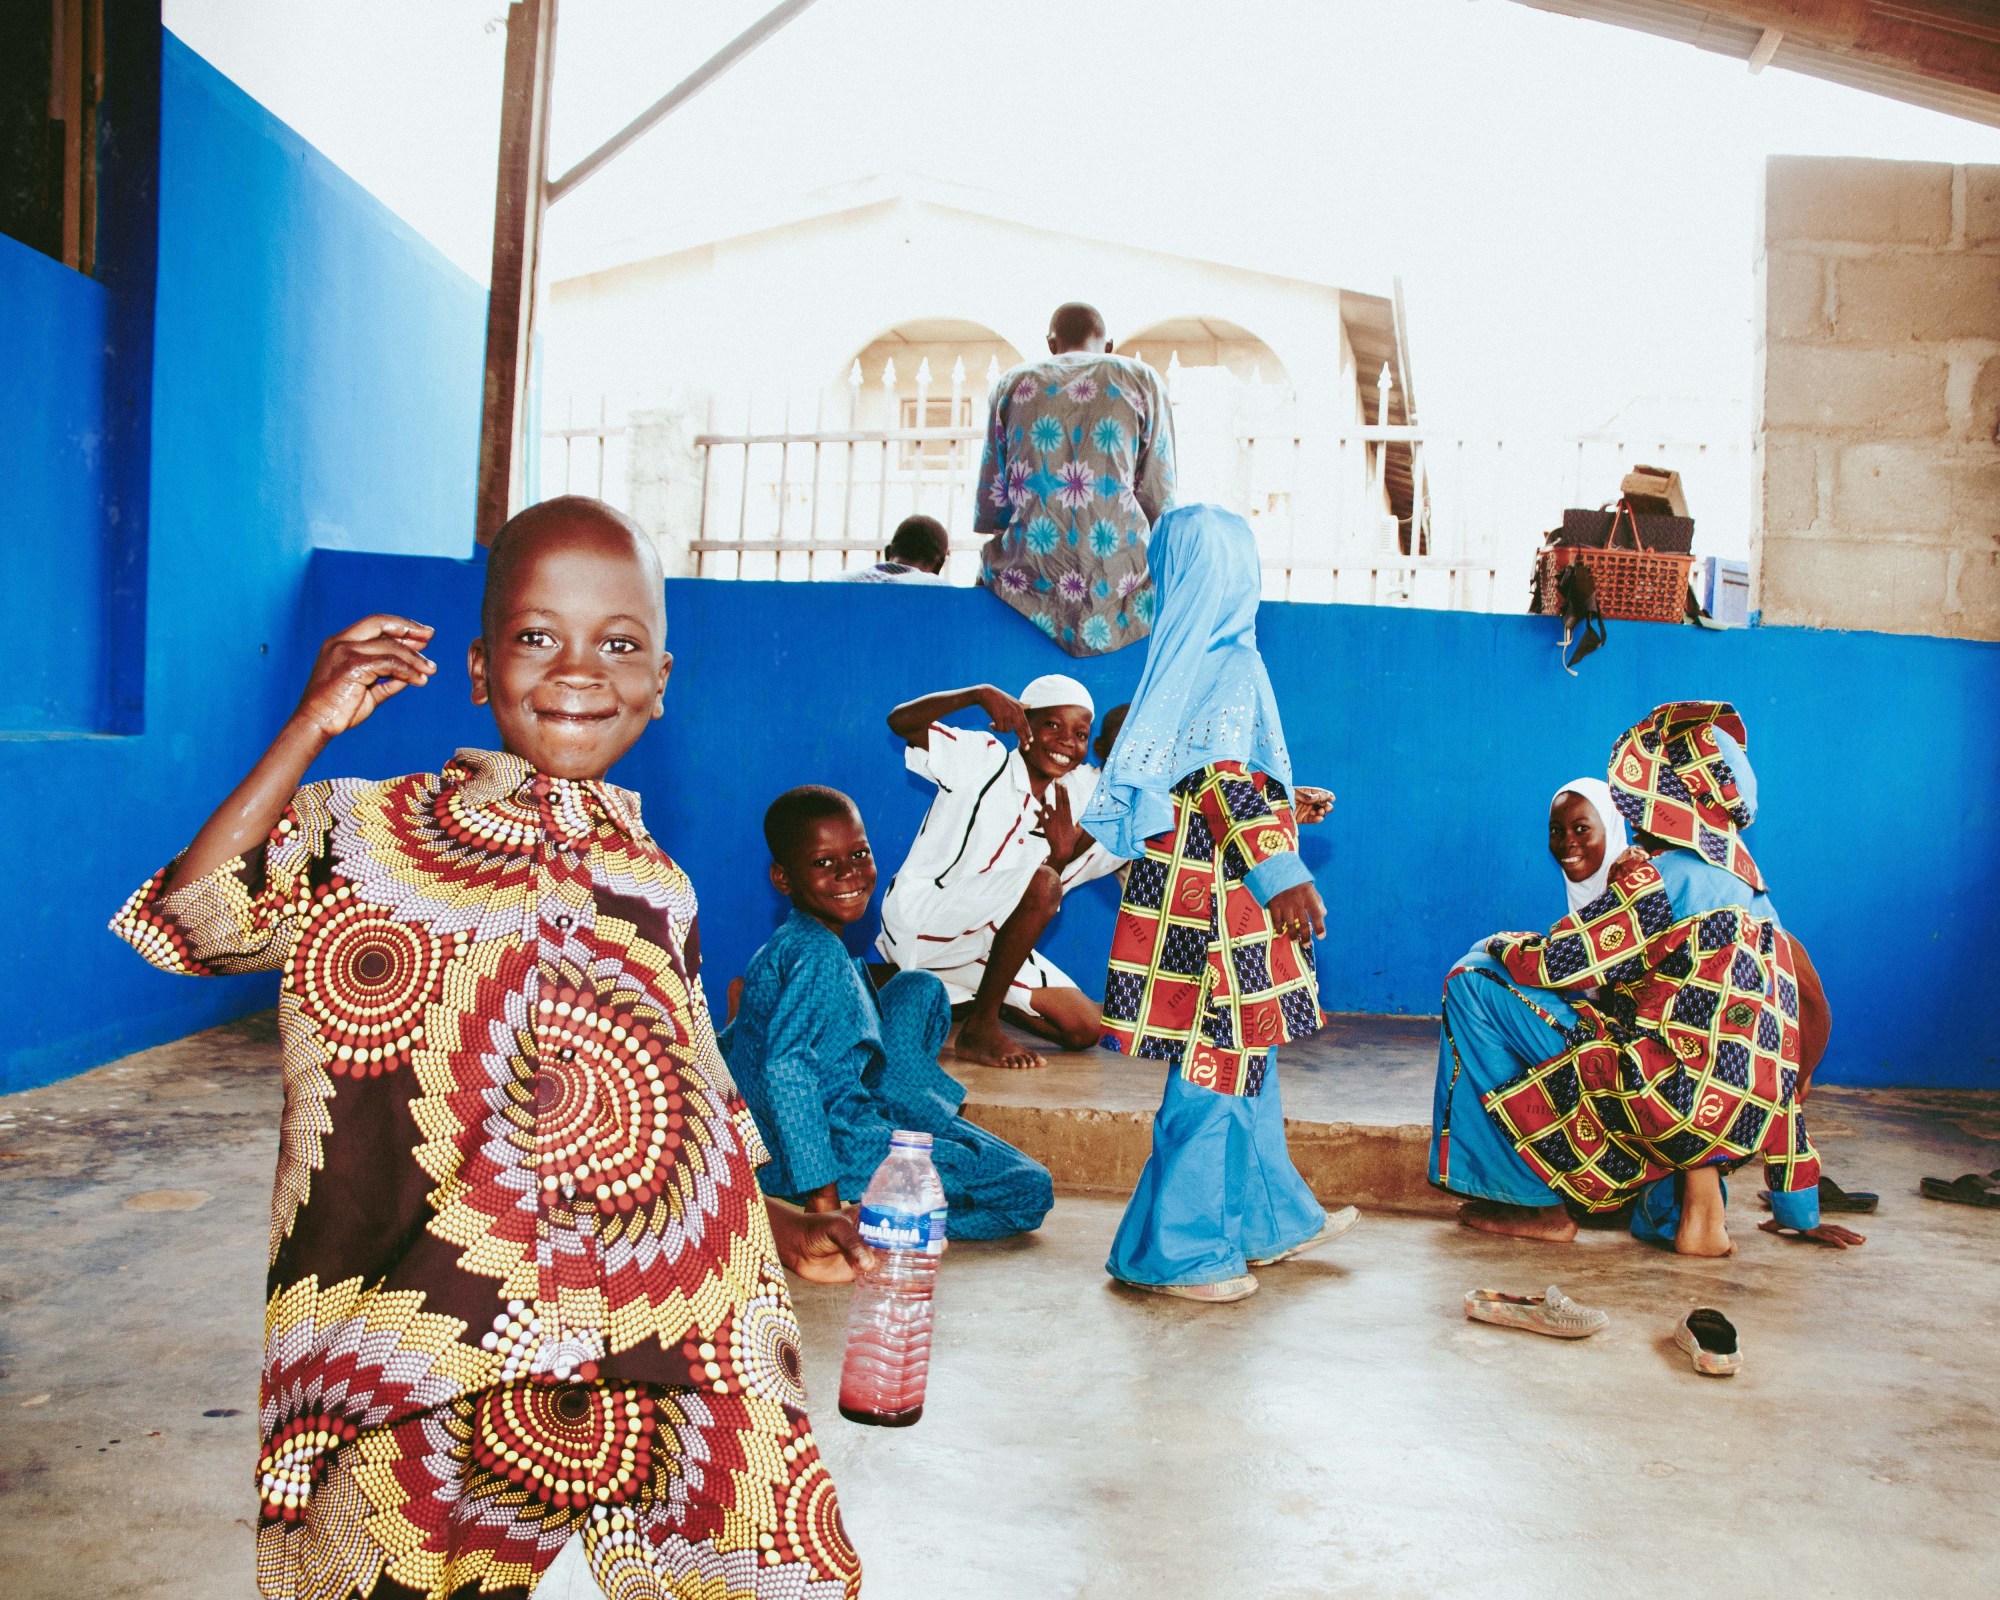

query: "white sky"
left=166, top=0, right=2000, bottom=436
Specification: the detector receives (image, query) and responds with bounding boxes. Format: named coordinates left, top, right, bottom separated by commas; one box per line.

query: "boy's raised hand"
left=295, top=615, right=437, bottom=738
left=162, top=614, right=436, bottom=895
left=1037, top=784, right=1085, bottom=867
left=977, top=685, right=1032, bottom=744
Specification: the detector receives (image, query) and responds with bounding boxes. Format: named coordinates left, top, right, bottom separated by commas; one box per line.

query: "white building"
left=539, top=173, right=1489, bottom=607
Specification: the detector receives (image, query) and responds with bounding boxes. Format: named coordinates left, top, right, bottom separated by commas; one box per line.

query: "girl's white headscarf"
left=1552, top=777, right=1629, bottom=914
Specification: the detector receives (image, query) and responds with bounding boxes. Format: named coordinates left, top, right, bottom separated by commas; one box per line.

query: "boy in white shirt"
left=876, top=675, right=1121, bottom=1068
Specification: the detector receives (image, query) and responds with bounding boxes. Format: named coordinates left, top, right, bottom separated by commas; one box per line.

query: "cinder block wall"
left=1756, top=156, right=2000, bottom=638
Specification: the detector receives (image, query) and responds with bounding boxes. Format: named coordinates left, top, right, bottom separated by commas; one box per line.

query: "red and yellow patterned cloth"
left=1607, top=700, right=1764, bottom=891
left=111, top=749, right=859, bottom=1600
left=1098, top=763, right=1321, bottom=1096
left=1477, top=856, right=1819, bottom=1211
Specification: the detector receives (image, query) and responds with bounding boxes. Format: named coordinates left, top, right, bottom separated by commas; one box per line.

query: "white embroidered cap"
left=1019, top=674, right=1095, bottom=715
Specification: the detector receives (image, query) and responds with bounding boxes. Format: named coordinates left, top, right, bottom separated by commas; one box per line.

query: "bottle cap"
left=889, top=1129, right=934, bottom=1150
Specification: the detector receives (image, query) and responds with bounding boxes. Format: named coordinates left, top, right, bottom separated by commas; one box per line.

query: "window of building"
left=1, top=0, right=105, bottom=273
left=897, top=393, right=975, bottom=469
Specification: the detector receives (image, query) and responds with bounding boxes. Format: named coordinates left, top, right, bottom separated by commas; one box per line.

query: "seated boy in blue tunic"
left=721, top=785, right=1054, bottom=1240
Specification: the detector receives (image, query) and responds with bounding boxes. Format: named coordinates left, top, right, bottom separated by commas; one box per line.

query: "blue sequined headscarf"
left=1082, top=504, right=1291, bottom=859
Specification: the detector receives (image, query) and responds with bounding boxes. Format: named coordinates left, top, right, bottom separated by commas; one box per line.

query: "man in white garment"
left=877, top=673, right=1121, bottom=1069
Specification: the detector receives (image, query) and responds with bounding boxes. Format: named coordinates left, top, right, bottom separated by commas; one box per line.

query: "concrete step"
left=952, top=1013, right=1454, bottom=1215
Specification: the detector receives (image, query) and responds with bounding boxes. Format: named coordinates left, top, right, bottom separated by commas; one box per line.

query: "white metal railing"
left=692, top=424, right=990, bottom=582
left=545, top=383, right=1745, bottom=613
left=540, top=396, right=628, bottom=506
left=1237, top=427, right=1746, bottom=611
left=693, top=356, right=994, bottom=582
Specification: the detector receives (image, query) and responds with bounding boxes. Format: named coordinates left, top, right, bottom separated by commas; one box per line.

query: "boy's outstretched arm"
left=886, top=684, right=1028, bottom=748
left=163, top=615, right=435, bottom=893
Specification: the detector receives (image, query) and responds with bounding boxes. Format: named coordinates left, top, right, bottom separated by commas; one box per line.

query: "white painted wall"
left=542, top=197, right=1350, bottom=425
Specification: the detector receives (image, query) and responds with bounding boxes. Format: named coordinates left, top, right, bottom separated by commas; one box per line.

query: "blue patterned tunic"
left=719, top=911, right=1053, bottom=1239
left=974, top=351, right=1176, bottom=656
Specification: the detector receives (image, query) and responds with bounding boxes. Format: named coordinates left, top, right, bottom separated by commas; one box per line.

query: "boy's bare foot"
left=1675, top=1167, right=1735, bottom=1257
left=1457, top=1200, right=1578, bottom=1242
left=952, top=1016, right=1045, bottom=1071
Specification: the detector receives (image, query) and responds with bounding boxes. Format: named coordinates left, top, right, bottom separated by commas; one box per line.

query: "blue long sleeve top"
left=718, top=911, right=894, bottom=1201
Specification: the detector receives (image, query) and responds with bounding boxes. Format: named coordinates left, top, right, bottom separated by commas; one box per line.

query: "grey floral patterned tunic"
left=974, top=351, right=1176, bottom=656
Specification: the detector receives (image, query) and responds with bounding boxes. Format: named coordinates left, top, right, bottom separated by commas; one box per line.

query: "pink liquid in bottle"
left=837, top=1131, right=946, bottom=1427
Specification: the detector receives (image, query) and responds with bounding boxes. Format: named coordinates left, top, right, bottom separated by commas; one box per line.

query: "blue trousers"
left=1430, top=951, right=1578, bottom=1208
left=1432, top=952, right=1692, bottom=1234
left=1107, top=1059, right=1326, bottom=1287
left=858, top=970, right=1054, bottom=1241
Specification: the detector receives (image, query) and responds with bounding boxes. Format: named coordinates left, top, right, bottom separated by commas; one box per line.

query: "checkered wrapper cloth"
left=1608, top=699, right=1764, bottom=892
left=1479, top=859, right=1819, bottom=1211
left=1098, top=763, right=1321, bottom=1097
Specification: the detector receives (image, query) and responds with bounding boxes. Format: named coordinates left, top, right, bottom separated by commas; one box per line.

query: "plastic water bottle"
left=837, top=1130, right=947, bottom=1427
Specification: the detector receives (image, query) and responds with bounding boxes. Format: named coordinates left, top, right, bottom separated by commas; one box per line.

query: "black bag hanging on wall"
left=1555, top=561, right=1606, bottom=673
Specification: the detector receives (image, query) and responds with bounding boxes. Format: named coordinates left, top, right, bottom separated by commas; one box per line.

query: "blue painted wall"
left=0, top=34, right=484, bottom=1091
left=0, top=237, right=112, bottom=731
left=7, top=30, right=1993, bottom=1098
left=300, top=560, right=2000, bottom=1092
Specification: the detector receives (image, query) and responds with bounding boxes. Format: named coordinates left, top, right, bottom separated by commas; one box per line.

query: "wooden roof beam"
left=1694, top=2, right=2000, bottom=95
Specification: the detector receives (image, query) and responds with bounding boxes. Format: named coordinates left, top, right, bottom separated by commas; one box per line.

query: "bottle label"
left=858, top=1204, right=948, bottom=1256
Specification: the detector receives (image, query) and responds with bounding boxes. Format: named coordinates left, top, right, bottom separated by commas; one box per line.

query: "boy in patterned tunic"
left=111, top=498, right=867, bottom=1600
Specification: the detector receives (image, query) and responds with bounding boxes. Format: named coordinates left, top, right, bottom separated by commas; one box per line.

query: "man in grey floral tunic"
left=974, top=303, right=1176, bottom=656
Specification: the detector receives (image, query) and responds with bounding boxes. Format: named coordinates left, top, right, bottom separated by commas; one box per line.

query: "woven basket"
left=1537, top=544, right=1692, bottom=622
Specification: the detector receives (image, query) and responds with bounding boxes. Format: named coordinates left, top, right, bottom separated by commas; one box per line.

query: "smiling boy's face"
left=469, top=509, right=671, bottom=779
left=1021, top=704, right=1094, bottom=784
left=771, top=809, right=877, bottom=931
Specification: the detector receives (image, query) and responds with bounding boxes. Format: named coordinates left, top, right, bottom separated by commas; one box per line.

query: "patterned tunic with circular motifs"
left=111, top=748, right=860, bottom=1600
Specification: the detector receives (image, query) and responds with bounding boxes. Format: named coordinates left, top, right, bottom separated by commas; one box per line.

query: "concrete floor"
left=4, top=1016, right=1999, bottom=1599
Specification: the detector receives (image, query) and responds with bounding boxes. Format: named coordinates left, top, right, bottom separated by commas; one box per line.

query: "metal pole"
left=545, top=0, right=822, bottom=204
left=475, top=0, right=557, bottom=544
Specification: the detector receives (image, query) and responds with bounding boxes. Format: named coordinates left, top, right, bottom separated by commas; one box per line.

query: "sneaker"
left=1119, top=1273, right=1259, bottom=1304
left=1463, top=1284, right=1609, bottom=1339
left=1247, top=1206, right=1360, bottom=1266
left=1674, top=1308, right=1742, bottom=1376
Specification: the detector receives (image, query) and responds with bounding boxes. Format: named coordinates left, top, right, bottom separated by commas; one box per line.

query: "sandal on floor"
left=1920, top=1173, right=2000, bottom=1208
left=1119, top=1273, right=1259, bottom=1304
left=1464, top=1285, right=1609, bottom=1339
left=1247, top=1205, right=1360, bottom=1266
left=1758, top=1176, right=1879, bottom=1214
left=1675, top=1308, right=1741, bottom=1377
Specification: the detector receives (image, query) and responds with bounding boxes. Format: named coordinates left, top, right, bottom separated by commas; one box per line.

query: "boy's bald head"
left=482, top=496, right=664, bottom=641
left=471, top=495, right=672, bottom=781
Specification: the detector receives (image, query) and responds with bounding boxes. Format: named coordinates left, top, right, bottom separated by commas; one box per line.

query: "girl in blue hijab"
left=1083, top=505, right=1357, bottom=1301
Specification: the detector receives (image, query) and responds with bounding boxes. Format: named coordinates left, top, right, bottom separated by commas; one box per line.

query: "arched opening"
left=1120, top=318, right=1296, bottom=546
left=1119, top=316, right=1291, bottom=390
left=841, top=319, right=1026, bottom=439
